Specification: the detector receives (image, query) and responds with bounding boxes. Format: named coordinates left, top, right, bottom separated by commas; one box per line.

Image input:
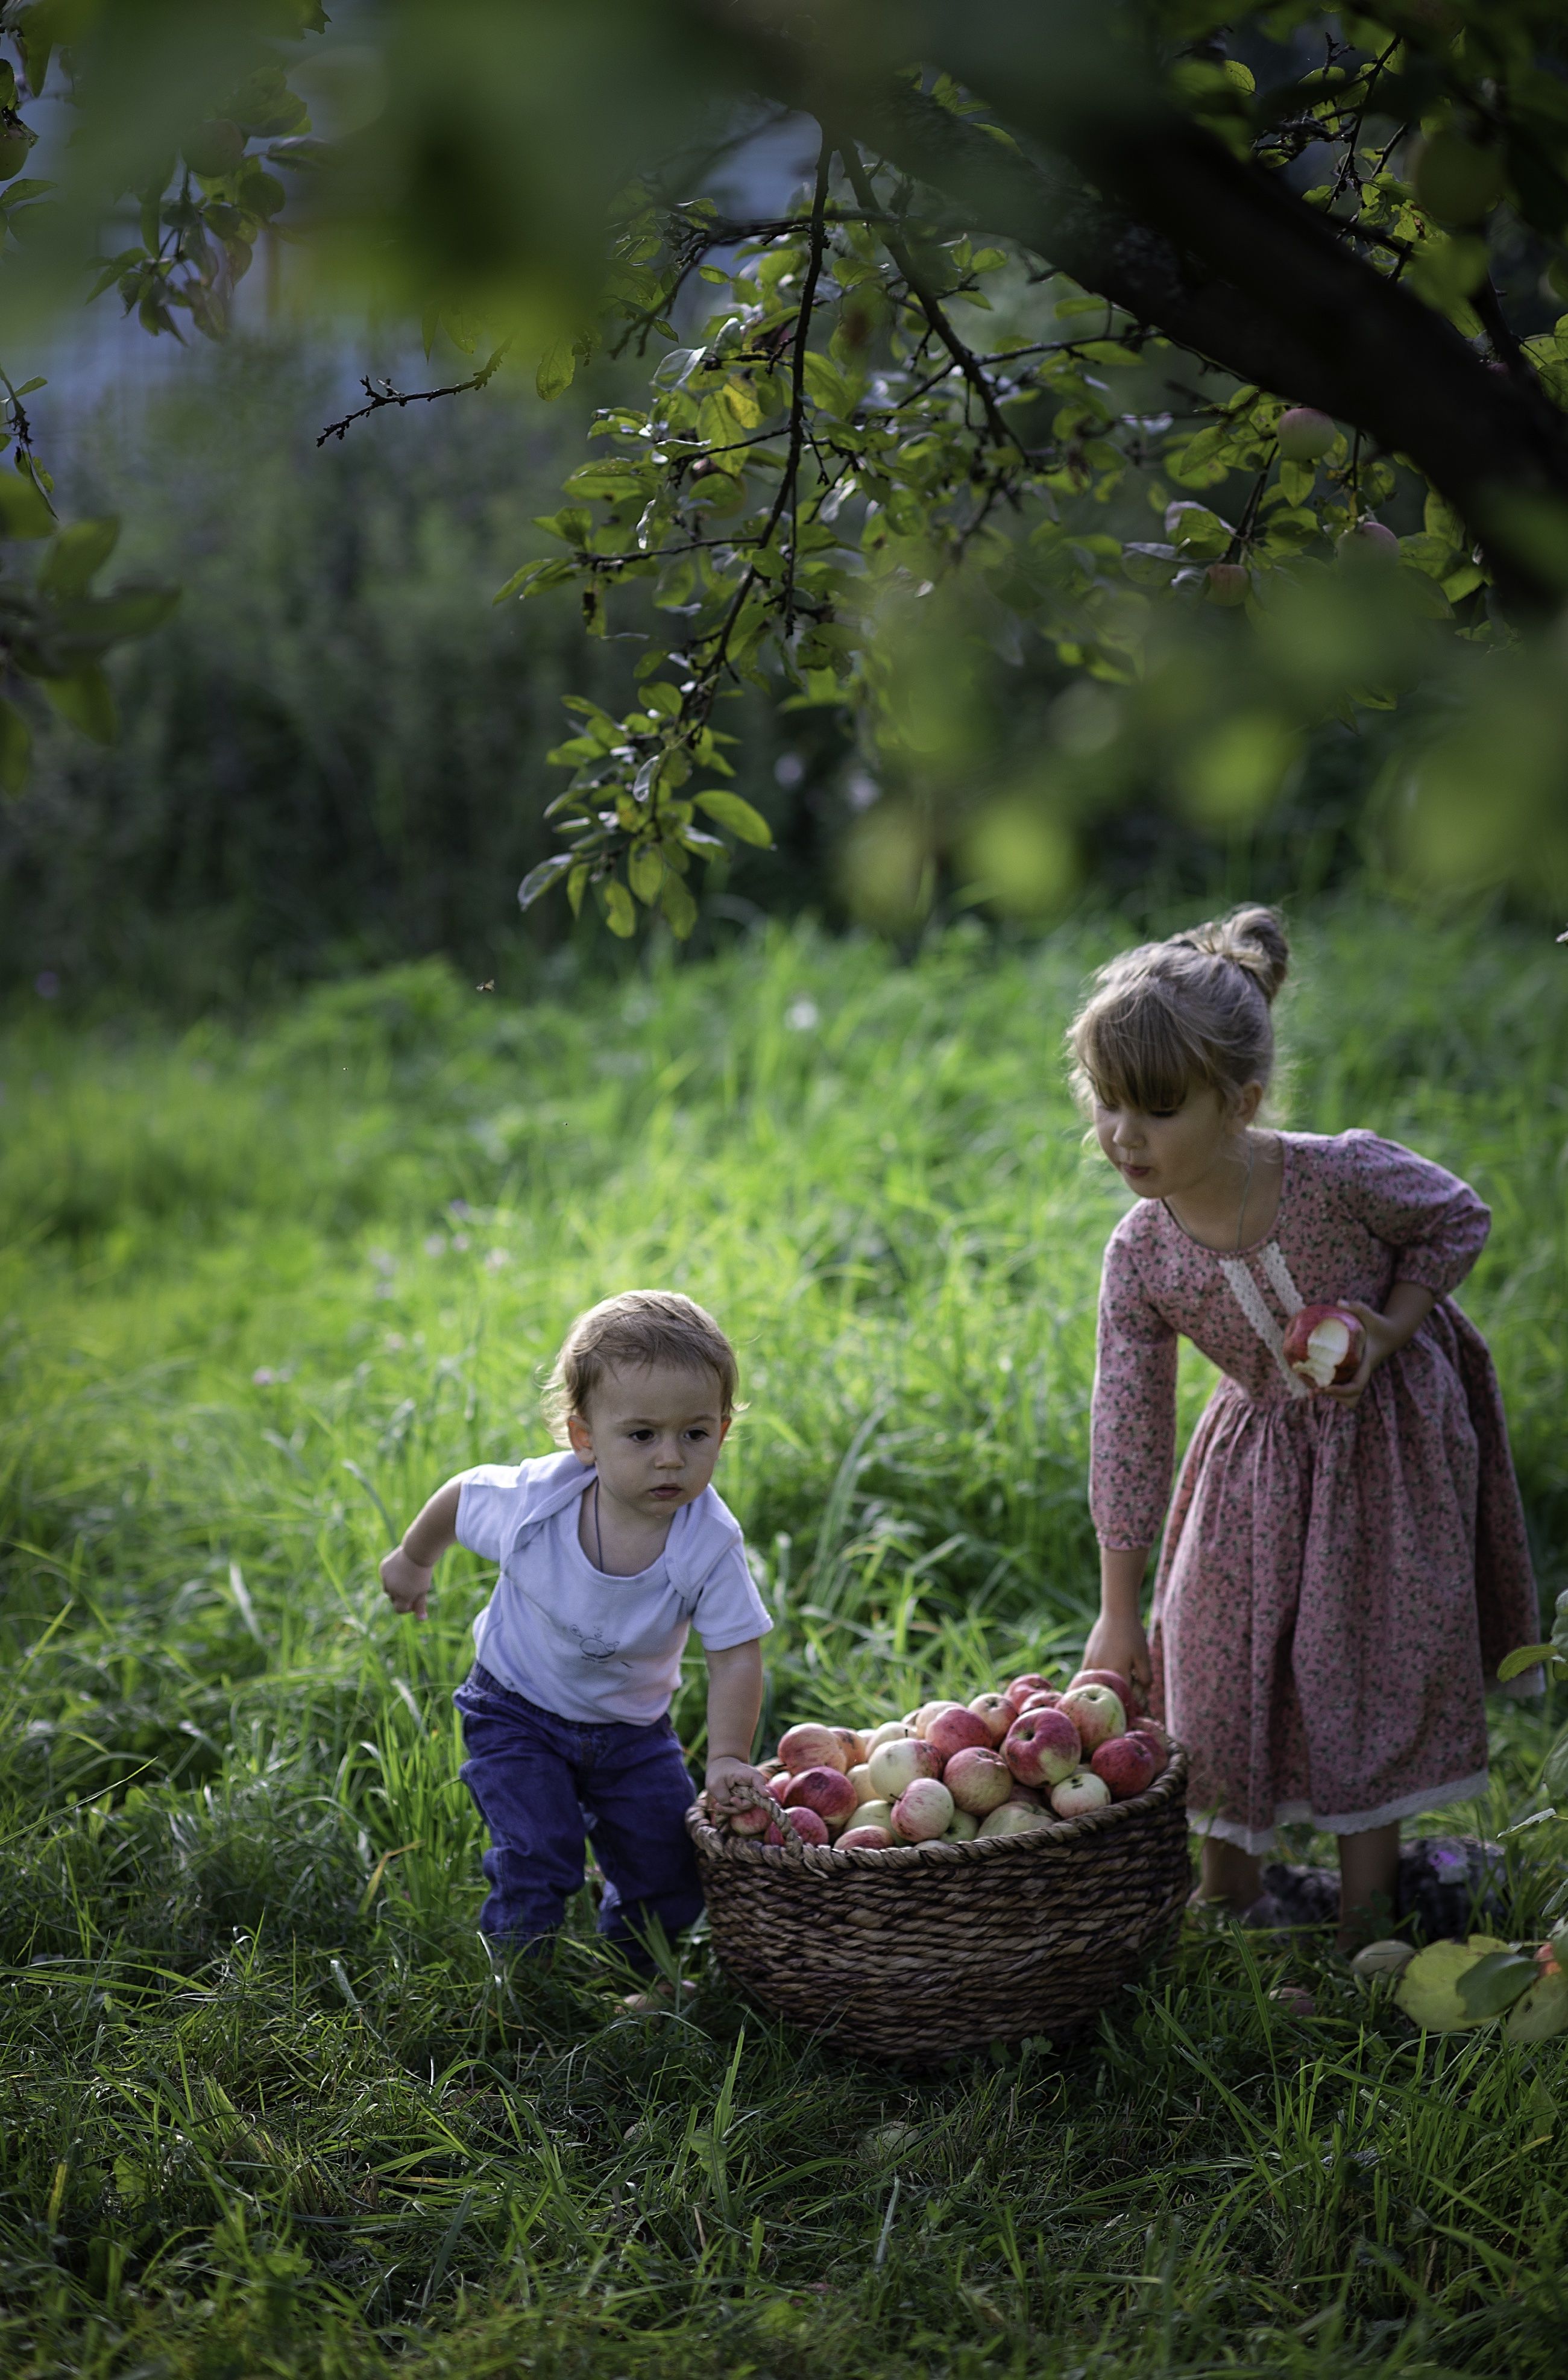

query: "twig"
left=317, top=345, right=511, bottom=446
left=840, top=146, right=1018, bottom=455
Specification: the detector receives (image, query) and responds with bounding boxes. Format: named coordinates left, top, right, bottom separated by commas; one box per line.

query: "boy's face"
left=567, top=1361, right=731, bottom=1520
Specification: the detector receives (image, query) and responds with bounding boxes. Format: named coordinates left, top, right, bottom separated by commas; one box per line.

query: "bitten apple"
left=1003, top=1706, right=1082, bottom=1787
left=1050, top=1769, right=1112, bottom=1818
left=782, top=1767, right=858, bottom=1830
left=778, top=1722, right=847, bottom=1774
left=1282, top=1303, right=1365, bottom=1390
left=1057, top=1684, right=1125, bottom=1753
left=1090, top=1733, right=1158, bottom=1801
left=867, top=1736, right=942, bottom=1800
left=892, top=1778, right=954, bottom=1842
left=925, top=1705, right=992, bottom=1762
left=942, top=1746, right=1014, bottom=1816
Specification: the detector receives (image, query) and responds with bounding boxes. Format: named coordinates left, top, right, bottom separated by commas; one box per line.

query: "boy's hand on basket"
left=379, top=1545, right=432, bottom=1619
left=705, top=1756, right=770, bottom=1817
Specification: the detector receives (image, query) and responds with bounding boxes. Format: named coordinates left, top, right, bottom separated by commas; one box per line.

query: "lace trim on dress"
left=1258, top=1239, right=1305, bottom=1320
left=1217, top=1251, right=1310, bottom=1399
left=1188, top=1767, right=1492, bottom=1856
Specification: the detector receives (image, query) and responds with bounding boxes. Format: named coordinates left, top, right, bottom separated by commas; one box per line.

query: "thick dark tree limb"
left=679, top=4, right=1568, bottom=607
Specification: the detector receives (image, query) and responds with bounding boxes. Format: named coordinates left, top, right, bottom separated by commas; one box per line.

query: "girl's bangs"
left=1080, top=992, right=1206, bottom=1113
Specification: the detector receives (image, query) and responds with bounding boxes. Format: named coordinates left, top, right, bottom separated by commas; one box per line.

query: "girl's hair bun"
left=1171, top=905, right=1289, bottom=1007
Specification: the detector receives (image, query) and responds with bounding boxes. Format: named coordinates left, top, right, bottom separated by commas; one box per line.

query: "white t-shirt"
left=456, top=1453, right=771, bottom=1725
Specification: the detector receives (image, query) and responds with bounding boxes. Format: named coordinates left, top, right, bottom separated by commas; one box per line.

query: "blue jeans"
left=453, top=1663, right=704, bottom=1974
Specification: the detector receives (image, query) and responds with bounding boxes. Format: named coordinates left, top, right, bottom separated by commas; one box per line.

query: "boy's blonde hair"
left=1068, top=905, right=1290, bottom=1115
left=541, top=1291, right=739, bottom=1443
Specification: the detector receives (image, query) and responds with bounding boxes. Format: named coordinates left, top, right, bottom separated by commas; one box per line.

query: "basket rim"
left=688, top=1744, right=1188, bottom=1872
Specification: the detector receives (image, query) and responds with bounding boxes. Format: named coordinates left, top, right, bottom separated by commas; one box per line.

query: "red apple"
left=1003, top=1705, right=1082, bottom=1788
left=1057, top=1684, right=1125, bottom=1754
left=1091, top=1733, right=1158, bottom=1801
left=1017, top=1690, right=1061, bottom=1714
left=867, top=1736, right=942, bottom=1799
left=1004, top=1672, right=1053, bottom=1704
left=782, top=1767, right=858, bottom=1831
left=1282, top=1303, right=1365, bottom=1390
left=1205, top=561, right=1250, bottom=606
left=1050, top=1769, right=1112, bottom=1818
left=925, top=1705, right=993, bottom=1763
left=833, top=1726, right=868, bottom=1768
left=1069, top=1667, right=1132, bottom=1707
left=892, top=1778, right=954, bottom=1842
left=725, top=1800, right=773, bottom=1836
left=778, top=1722, right=847, bottom=1774
left=1276, top=406, right=1335, bottom=463
left=1337, top=519, right=1400, bottom=561
left=773, top=1805, right=829, bottom=1846
left=1129, top=1717, right=1171, bottom=1778
left=966, top=1692, right=1016, bottom=1743
left=913, top=1699, right=964, bottom=1737
left=942, top=1746, right=1014, bottom=1816
left=1006, top=1781, right=1044, bottom=1809
left=839, top=1822, right=894, bottom=1850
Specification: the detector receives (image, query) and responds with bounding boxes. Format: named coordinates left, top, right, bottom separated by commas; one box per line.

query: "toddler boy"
left=380, top=1290, right=770, bottom=1974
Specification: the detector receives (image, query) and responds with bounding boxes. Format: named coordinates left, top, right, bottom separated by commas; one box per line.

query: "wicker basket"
left=686, top=1749, right=1190, bottom=2060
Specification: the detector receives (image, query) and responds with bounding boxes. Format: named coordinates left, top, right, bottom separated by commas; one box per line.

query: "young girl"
left=1071, top=907, right=1540, bottom=1947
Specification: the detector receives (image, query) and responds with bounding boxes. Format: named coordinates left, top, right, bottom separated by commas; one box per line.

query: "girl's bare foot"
left=617, top=1977, right=697, bottom=2015
left=1195, top=1835, right=1263, bottom=1915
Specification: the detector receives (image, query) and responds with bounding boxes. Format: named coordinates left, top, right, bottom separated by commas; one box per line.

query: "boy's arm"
left=380, top=1477, right=464, bottom=1620
left=702, top=1637, right=768, bottom=1814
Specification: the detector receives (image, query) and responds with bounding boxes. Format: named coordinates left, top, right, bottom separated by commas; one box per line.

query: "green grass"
left=1, top=902, right=1565, bottom=2380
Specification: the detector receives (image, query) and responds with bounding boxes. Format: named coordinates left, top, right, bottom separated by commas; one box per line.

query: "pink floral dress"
left=1089, top=1130, right=1539, bottom=1853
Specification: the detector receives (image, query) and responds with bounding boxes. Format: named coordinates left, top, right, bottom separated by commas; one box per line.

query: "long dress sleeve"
left=1329, top=1130, right=1490, bottom=1297
left=1089, top=1223, right=1180, bottom=1550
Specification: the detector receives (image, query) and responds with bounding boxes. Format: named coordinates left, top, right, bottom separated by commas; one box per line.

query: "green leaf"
left=660, top=871, right=697, bottom=939
left=1455, top=1952, right=1541, bottom=2020
left=0, top=693, right=31, bottom=797
left=537, top=340, right=578, bottom=401
left=602, top=878, right=636, bottom=938
left=1497, top=1643, right=1554, bottom=1683
left=0, top=474, right=55, bottom=538
left=52, top=586, right=180, bottom=641
left=517, top=852, right=576, bottom=911
left=42, top=666, right=117, bottom=744
left=628, top=842, right=664, bottom=905
left=493, top=556, right=576, bottom=603
left=693, top=789, right=773, bottom=847
left=566, top=861, right=590, bottom=918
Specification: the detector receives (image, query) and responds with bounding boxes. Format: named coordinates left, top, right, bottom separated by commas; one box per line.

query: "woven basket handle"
left=711, top=1778, right=814, bottom=1857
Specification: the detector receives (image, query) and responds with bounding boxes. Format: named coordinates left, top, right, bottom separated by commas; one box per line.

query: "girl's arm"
left=379, top=1477, right=464, bottom=1619
left=702, top=1637, right=767, bottom=1814
left=1084, top=1545, right=1153, bottom=1699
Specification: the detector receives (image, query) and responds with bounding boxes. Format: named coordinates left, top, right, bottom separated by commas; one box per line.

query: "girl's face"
left=1092, top=1077, right=1258, bottom=1202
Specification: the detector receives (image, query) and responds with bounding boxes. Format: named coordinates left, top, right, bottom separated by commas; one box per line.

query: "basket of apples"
left=686, top=1666, right=1188, bottom=2060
